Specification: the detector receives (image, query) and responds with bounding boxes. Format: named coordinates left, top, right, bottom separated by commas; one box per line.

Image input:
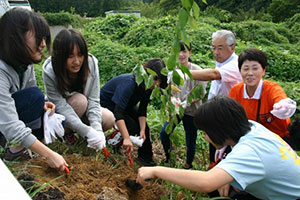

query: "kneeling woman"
left=43, top=29, right=115, bottom=151
left=137, top=96, right=300, bottom=199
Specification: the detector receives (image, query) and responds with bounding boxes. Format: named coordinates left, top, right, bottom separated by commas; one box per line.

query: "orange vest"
left=229, top=80, right=290, bottom=138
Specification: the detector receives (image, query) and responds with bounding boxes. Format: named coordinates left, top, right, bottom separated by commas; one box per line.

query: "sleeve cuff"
left=21, top=134, right=37, bottom=149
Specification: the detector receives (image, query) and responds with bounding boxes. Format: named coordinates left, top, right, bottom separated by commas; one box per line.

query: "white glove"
left=43, top=109, right=65, bottom=144
left=171, top=96, right=187, bottom=110
left=129, top=136, right=144, bottom=147
left=86, top=127, right=106, bottom=151
left=271, top=98, right=297, bottom=119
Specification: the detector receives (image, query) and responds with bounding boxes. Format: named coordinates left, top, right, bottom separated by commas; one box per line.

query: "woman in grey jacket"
left=0, top=8, right=67, bottom=171
left=43, top=29, right=114, bottom=151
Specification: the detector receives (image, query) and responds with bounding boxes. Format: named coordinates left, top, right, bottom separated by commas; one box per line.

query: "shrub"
left=42, top=11, right=85, bottom=27
left=88, top=39, right=164, bottom=82
left=84, top=14, right=138, bottom=40
left=264, top=47, right=300, bottom=82
left=121, top=16, right=176, bottom=48
left=203, top=6, right=232, bottom=23
left=220, top=21, right=291, bottom=46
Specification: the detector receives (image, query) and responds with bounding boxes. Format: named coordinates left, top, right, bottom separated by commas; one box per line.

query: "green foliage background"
left=31, top=9, right=300, bottom=199
left=35, top=12, right=300, bottom=114
left=81, top=14, right=300, bottom=84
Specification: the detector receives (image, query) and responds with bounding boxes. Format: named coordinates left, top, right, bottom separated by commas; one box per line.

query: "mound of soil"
left=20, top=154, right=166, bottom=200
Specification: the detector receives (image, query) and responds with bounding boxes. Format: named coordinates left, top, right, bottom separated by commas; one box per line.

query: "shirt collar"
left=243, top=79, right=263, bottom=99
left=216, top=53, right=236, bottom=67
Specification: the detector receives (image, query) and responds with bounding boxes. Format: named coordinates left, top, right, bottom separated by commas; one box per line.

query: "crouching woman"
left=137, top=96, right=300, bottom=199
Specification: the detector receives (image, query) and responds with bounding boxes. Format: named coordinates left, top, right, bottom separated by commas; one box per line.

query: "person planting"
left=0, top=8, right=67, bottom=171
left=43, top=29, right=115, bottom=152
left=100, top=58, right=167, bottom=166
left=137, top=96, right=300, bottom=199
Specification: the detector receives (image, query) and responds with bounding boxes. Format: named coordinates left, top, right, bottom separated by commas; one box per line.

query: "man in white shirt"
left=190, top=30, right=244, bottom=198
left=190, top=30, right=242, bottom=99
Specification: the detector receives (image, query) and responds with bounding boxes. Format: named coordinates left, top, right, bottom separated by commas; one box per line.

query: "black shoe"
left=137, top=156, right=156, bottom=166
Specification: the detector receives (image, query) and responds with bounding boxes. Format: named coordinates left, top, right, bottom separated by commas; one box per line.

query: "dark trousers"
left=0, top=87, right=45, bottom=147
left=124, top=106, right=153, bottom=160
left=160, top=114, right=198, bottom=165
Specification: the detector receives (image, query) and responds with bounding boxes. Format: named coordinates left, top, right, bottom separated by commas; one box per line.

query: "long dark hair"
left=51, top=29, right=90, bottom=97
left=0, top=8, right=50, bottom=68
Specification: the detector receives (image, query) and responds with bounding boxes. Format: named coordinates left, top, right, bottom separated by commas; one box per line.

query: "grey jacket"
left=0, top=59, right=37, bottom=148
left=42, top=54, right=103, bottom=137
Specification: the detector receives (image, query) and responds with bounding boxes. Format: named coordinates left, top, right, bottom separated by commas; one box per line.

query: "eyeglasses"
left=211, top=44, right=233, bottom=52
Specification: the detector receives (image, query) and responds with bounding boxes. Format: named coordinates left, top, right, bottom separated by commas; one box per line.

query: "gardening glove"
left=271, top=98, right=297, bottom=119
left=43, top=109, right=65, bottom=144
left=171, top=96, right=187, bottom=110
left=130, top=136, right=144, bottom=147
left=86, top=127, right=106, bottom=151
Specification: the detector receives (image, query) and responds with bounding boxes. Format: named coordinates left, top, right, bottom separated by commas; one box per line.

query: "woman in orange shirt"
left=229, top=48, right=296, bottom=138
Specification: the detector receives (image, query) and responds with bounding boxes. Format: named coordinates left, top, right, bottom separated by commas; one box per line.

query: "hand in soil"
left=136, top=167, right=155, bottom=186
left=126, top=179, right=143, bottom=190
left=46, top=151, right=67, bottom=171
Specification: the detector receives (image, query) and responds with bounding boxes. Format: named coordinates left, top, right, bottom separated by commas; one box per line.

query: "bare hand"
left=136, top=167, right=155, bottom=186
left=46, top=151, right=67, bottom=171
left=139, top=130, right=146, bottom=141
left=218, top=183, right=230, bottom=196
left=123, top=138, right=133, bottom=153
left=44, top=102, right=55, bottom=116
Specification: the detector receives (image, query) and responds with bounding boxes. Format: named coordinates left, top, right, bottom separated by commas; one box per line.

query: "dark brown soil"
left=19, top=154, right=166, bottom=200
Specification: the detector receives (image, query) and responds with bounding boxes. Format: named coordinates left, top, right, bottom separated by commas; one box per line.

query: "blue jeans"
left=12, top=87, right=45, bottom=140
left=160, top=114, right=198, bottom=165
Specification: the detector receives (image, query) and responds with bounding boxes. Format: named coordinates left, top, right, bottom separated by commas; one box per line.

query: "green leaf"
left=192, top=1, right=200, bottom=19
left=178, top=64, right=193, bottom=80
left=179, top=105, right=185, bottom=117
left=172, top=39, right=181, bottom=55
left=161, top=94, right=168, bottom=107
left=165, top=122, right=173, bottom=134
left=181, top=0, right=193, bottom=11
left=178, top=9, right=188, bottom=29
left=201, top=0, right=207, bottom=5
left=146, top=68, right=158, bottom=76
left=180, top=31, right=189, bottom=45
left=172, top=70, right=182, bottom=86
left=135, top=64, right=144, bottom=85
left=151, top=86, right=160, bottom=98
left=167, top=54, right=176, bottom=70
left=168, top=101, right=175, bottom=113
left=161, top=67, right=168, bottom=76
left=188, top=15, right=198, bottom=29
left=145, top=75, right=154, bottom=89
left=172, top=115, right=179, bottom=125
left=193, top=84, right=204, bottom=98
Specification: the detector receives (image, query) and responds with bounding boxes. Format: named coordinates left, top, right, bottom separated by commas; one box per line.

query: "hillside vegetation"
left=77, top=14, right=300, bottom=113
